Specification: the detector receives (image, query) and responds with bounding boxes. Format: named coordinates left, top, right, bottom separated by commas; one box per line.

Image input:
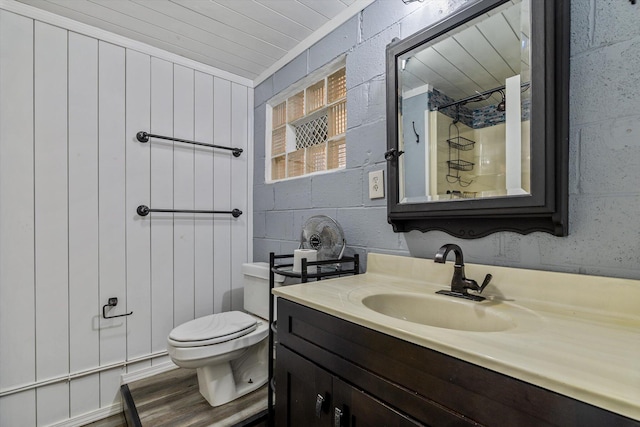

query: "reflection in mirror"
left=398, top=0, right=531, bottom=203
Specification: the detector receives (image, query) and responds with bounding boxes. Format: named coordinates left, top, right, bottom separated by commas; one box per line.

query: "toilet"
left=167, top=262, right=284, bottom=407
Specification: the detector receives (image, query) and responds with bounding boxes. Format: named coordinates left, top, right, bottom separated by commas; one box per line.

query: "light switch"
left=369, top=170, right=384, bottom=199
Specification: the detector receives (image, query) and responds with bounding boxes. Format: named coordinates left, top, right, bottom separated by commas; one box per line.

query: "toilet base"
left=195, top=338, right=269, bottom=407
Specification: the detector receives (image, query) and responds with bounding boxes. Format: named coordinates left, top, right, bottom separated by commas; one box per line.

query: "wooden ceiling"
left=401, top=0, right=529, bottom=107
left=14, top=0, right=374, bottom=84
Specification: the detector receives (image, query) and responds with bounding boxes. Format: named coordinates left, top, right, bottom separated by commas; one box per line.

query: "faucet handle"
left=478, top=274, right=493, bottom=294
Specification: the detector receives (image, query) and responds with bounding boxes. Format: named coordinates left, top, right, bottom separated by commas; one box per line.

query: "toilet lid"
left=169, top=311, right=258, bottom=347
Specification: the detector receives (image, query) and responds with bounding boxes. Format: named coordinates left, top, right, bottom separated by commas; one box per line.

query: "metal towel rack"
left=102, top=297, right=132, bottom=319
left=137, top=205, right=242, bottom=218
left=136, top=131, right=243, bottom=157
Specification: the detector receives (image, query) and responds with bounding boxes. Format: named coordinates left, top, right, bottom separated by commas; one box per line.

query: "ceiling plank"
left=88, top=0, right=273, bottom=67
left=215, top=0, right=313, bottom=42
left=129, top=0, right=286, bottom=60
left=14, top=0, right=372, bottom=84
left=475, top=11, right=520, bottom=75
left=22, top=0, right=259, bottom=78
left=408, top=54, right=468, bottom=102
left=452, top=27, right=515, bottom=87
left=400, top=71, right=429, bottom=94
left=413, top=47, right=478, bottom=100
left=255, top=0, right=329, bottom=31
left=433, top=37, right=502, bottom=93
left=298, top=0, right=347, bottom=19
left=170, top=0, right=299, bottom=51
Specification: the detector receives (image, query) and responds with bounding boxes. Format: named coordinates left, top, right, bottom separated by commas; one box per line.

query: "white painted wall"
left=0, top=6, right=252, bottom=426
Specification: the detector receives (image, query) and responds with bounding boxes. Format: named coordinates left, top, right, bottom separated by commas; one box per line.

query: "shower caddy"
left=446, top=121, right=475, bottom=187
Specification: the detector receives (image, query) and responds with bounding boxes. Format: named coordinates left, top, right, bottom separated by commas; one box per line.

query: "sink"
left=361, top=292, right=516, bottom=332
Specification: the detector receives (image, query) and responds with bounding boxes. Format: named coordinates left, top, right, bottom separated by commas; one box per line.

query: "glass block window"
left=287, top=91, right=304, bottom=122
left=287, top=149, right=305, bottom=177
left=295, top=115, right=328, bottom=150
left=328, top=101, right=346, bottom=138
left=327, top=68, right=346, bottom=103
left=271, top=126, right=286, bottom=156
left=306, top=144, right=327, bottom=173
left=272, top=155, right=286, bottom=180
left=306, top=80, right=325, bottom=114
left=266, top=62, right=347, bottom=182
left=327, top=138, right=346, bottom=170
left=272, top=101, right=286, bottom=128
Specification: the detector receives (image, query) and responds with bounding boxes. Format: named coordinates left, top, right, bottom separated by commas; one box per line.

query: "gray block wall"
left=253, top=0, right=640, bottom=280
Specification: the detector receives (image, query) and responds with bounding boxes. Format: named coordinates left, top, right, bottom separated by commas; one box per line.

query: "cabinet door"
left=333, top=377, right=427, bottom=427
left=275, top=345, right=333, bottom=427
left=276, top=344, right=428, bottom=427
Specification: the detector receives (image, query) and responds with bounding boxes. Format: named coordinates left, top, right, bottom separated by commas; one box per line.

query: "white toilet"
left=167, top=262, right=284, bottom=407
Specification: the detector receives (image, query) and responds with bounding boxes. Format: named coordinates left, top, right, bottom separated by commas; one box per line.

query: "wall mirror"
left=385, top=0, right=569, bottom=238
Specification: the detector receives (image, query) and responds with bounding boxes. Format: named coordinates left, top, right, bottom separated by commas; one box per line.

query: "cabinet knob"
left=315, top=393, right=325, bottom=418
left=334, top=407, right=343, bottom=427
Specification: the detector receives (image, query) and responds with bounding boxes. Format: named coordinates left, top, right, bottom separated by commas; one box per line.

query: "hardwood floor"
left=126, top=367, right=267, bottom=427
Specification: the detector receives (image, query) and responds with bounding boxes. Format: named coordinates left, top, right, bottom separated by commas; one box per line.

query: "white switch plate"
left=368, top=170, right=384, bottom=199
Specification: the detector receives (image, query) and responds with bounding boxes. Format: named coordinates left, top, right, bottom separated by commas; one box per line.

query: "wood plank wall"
left=0, top=9, right=252, bottom=426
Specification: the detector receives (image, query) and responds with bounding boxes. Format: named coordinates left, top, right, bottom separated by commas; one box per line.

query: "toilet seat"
left=168, top=311, right=258, bottom=348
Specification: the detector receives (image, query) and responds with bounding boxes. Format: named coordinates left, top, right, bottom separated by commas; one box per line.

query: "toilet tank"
left=242, top=262, right=284, bottom=320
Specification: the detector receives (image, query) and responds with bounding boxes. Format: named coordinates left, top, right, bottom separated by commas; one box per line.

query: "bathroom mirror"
left=386, top=0, right=569, bottom=238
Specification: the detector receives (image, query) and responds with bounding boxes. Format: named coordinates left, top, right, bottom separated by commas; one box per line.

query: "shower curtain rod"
left=436, top=82, right=531, bottom=111
left=137, top=205, right=242, bottom=218
left=136, top=131, right=243, bottom=157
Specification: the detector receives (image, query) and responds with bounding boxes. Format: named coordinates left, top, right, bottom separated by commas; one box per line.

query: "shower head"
left=496, top=90, right=506, bottom=112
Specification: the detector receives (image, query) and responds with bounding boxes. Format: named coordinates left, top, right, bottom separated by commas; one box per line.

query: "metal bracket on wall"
left=102, top=297, right=133, bottom=319
left=384, top=148, right=404, bottom=161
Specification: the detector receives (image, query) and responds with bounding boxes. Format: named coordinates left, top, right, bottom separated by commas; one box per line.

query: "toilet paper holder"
left=102, top=297, right=133, bottom=319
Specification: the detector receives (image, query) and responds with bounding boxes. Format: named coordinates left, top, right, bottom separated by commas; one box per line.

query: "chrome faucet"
left=434, top=244, right=492, bottom=301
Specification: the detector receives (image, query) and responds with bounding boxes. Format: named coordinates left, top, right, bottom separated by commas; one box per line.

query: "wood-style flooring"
left=126, top=367, right=267, bottom=427
left=81, top=367, right=267, bottom=427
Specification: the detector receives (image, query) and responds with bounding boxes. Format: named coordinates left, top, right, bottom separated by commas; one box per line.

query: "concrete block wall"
left=253, top=0, right=640, bottom=280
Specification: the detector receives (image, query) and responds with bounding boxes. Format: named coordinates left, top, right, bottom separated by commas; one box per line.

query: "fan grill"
left=300, top=215, right=346, bottom=261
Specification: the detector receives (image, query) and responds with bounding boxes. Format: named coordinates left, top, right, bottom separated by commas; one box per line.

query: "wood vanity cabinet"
left=276, top=345, right=422, bottom=427
left=275, top=299, right=640, bottom=427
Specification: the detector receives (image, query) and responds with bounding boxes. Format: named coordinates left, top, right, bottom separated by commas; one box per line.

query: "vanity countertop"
left=272, top=253, right=640, bottom=421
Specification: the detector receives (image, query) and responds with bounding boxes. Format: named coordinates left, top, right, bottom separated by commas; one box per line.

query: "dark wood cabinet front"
left=274, top=299, right=640, bottom=427
left=332, top=376, right=425, bottom=427
left=275, top=345, right=333, bottom=426
left=276, top=345, right=425, bottom=427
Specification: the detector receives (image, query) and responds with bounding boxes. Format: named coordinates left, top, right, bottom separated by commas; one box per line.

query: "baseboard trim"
left=120, top=360, right=178, bottom=385
left=44, top=403, right=122, bottom=427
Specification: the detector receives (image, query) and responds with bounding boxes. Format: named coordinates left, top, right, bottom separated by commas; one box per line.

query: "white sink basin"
left=362, top=292, right=516, bottom=332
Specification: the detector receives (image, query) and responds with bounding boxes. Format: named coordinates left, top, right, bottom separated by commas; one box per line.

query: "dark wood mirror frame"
left=385, top=0, right=569, bottom=238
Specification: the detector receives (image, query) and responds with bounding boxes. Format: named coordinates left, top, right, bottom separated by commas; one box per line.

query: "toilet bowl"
left=167, top=311, right=269, bottom=406
left=166, top=262, right=284, bottom=407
